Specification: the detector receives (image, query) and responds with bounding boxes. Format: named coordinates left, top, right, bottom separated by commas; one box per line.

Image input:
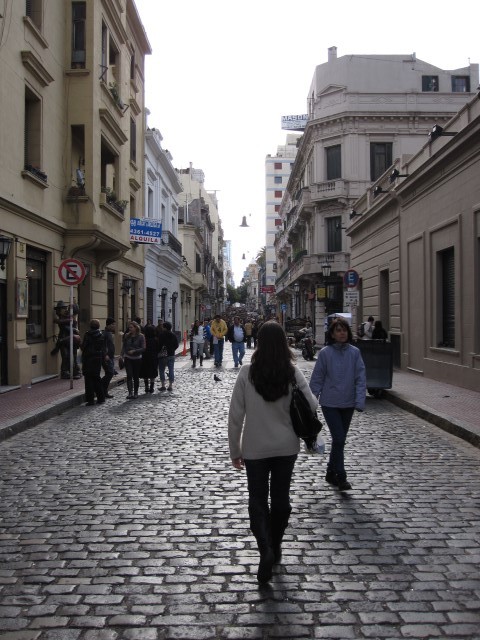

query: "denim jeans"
left=232, top=341, right=245, bottom=366
left=192, top=342, right=204, bottom=359
left=244, top=455, right=297, bottom=550
left=101, top=358, right=114, bottom=394
left=321, top=406, right=354, bottom=481
left=213, top=339, right=224, bottom=365
left=158, top=355, right=175, bottom=384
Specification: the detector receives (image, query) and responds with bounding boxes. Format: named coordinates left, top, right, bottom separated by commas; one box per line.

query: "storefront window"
left=26, top=248, right=47, bottom=341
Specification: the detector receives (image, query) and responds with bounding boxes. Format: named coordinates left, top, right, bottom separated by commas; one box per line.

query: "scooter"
left=299, top=336, right=316, bottom=360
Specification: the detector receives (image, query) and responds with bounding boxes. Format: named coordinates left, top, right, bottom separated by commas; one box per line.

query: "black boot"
left=127, top=380, right=134, bottom=399
left=270, top=507, right=291, bottom=564
left=145, top=380, right=149, bottom=394
left=249, top=506, right=274, bottom=584
left=199, top=357, right=203, bottom=367
left=192, top=357, right=196, bottom=368
left=133, top=380, right=139, bottom=399
left=149, top=380, right=154, bottom=393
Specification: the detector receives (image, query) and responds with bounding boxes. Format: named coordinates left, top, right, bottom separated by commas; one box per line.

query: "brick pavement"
left=1, top=348, right=480, bottom=638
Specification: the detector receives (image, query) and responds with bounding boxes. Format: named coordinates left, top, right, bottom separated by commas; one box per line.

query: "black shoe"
left=85, top=401, right=95, bottom=406
left=105, top=394, right=114, bottom=399
left=257, top=548, right=274, bottom=584
left=338, top=480, right=352, bottom=491
left=97, top=400, right=105, bottom=404
left=325, top=471, right=338, bottom=486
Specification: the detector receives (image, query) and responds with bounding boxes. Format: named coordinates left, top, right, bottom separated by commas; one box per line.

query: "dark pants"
left=84, top=367, right=105, bottom=404
left=321, top=406, right=354, bottom=481
left=102, top=358, right=114, bottom=394
left=125, top=358, right=142, bottom=395
left=244, top=455, right=297, bottom=552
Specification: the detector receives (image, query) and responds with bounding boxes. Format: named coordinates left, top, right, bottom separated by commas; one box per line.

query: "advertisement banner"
left=130, top=218, right=163, bottom=243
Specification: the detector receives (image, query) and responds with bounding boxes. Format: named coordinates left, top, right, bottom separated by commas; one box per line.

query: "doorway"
left=0, top=281, right=8, bottom=385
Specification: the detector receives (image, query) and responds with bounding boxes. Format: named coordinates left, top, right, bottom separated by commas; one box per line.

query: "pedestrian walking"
left=227, top=315, right=246, bottom=368
left=121, top=321, right=145, bottom=400
left=244, top=318, right=253, bottom=348
left=203, top=319, right=212, bottom=359
left=210, top=313, right=228, bottom=367
left=228, top=320, right=318, bottom=584
left=157, top=321, right=179, bottom=391
left=372, top=320, right=388, bottom=340
left=190, top=319, right=205, bottom=368
left=101, top=317, right=116, bottom=398
left=81, top=319, right=107, bottom=406
left=309, top=317, right=366, bottom=491
left=140, top=324, right=158, bottom=393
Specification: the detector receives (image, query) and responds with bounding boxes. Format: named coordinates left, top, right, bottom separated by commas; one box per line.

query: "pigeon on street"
left=214, top=374, right=221, bottom=382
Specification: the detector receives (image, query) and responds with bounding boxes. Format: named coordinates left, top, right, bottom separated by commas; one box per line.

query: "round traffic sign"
left=58, top=258, right=86, bottom=285
left=344, top=269, right=359, bottom=288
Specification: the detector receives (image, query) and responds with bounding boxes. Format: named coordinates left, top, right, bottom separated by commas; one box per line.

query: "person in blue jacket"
left=309, top=317, right=366, bottom=491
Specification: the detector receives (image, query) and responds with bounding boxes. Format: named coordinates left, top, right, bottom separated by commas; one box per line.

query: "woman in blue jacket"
left=309, top=317, right=366, bottom=491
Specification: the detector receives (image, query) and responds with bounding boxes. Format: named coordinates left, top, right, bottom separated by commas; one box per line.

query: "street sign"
left=261, top=285, right=275, bottom=293
left=281, top=303, right=287, bottom=311
left=58, top=258, right=86, bottom=285
left=344, top=290, right=359, bottom=305
left=344, top=269, right=360, bottom=288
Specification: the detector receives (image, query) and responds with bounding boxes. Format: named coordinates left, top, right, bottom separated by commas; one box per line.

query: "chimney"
left=328, top=46, right=337, bottom=62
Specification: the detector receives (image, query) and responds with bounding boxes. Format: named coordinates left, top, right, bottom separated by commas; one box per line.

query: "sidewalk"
left=1, top=361, right=479, bottom=447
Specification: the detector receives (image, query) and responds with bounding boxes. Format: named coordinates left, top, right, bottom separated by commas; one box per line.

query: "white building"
left=144, top=126, right=183, bottom=332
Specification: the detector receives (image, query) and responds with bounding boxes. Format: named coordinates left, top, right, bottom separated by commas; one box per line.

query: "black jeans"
left=321, top=406, right=354, bottom=481
left=244, top=455, right=297, bottom=551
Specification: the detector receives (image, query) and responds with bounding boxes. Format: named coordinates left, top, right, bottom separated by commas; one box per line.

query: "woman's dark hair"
left=193, top=319, right=202, bottom=335
left=249, top=321, right=295, bottom=401
left=326, top=318, right=353, bottom=345
left=163, top=321, right=172, bottom=331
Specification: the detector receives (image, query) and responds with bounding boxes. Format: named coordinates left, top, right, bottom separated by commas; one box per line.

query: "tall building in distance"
left=264, top=134, right=301, bottom=308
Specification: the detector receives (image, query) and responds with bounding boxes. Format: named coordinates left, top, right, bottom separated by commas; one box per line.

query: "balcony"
left=310, top=179, right=371, bottom=204
left=162, top=230, right=182, bottom=256
left=275, top=251, right=350, bottom=294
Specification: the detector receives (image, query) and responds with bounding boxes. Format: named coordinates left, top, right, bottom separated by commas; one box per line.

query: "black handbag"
left=290, top=380, right=322, bottom=439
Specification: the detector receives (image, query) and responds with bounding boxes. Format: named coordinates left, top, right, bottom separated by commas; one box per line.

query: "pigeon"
left=214, top=374, right=221, bottom=382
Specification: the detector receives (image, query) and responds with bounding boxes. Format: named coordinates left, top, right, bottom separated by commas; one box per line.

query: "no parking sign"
left=58, top=258, right=86, bottom=285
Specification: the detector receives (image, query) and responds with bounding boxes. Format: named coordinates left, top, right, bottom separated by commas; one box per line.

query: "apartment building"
left=0, top=1, right=151, bottom=385
left=274, top=47, right=478, bottom=343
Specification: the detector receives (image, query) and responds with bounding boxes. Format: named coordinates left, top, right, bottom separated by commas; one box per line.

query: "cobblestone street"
left=1, top=351, right=480, bottom=640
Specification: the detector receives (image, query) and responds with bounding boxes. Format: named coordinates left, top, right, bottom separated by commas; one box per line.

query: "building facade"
left=0, top=0, right=151, bottom=385
left=274, top=47, right=478, bottom=343
left=349, top=94, right=480, bottom=391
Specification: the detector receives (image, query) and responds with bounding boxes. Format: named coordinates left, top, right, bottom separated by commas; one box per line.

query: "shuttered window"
left=327, top=217, right=342, bottom=252
left=370, top=143, right=392, bottom=181
left=326, top=145, right=341, bottom=180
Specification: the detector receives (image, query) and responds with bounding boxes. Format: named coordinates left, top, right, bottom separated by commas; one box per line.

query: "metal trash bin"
left=355, top=340, right=393, bottom=398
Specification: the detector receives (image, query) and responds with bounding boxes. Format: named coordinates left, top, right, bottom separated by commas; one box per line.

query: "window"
left=26, top=0, right=42, bottom=30
left=274, top=162, right=282, bottom=170
left=274, top=176, right=282, bottom=184
left=326, top=145, right=341, bottom=180
left=274, top=190, right=282, bottom=198
left=71, top=2, right=86, bottom=68
left=422, top=75, right=439, bottom=92
left=100, top=22, right=107, bottom=80
left=275, top=218, right=282, bottom=226
left=195, top=252, right=201, bottom=273
left=451, top=76, right=470, bottom=92
left=130, top=52, right=136, bottom=81
left=147, top=187, right=153, bottom=218
left=438, top=247, right=455, bottom=348
left=274, top=205, right=280, bottom=212
left=370, top=142, right=392, bottom=181
left=130, top=117, right=137, bottom=163
left=26, top=248, right=47, bottom=342
left=107, top=272, right=115, bottom=320
left=326, top=217, right=342, bottom=252
left=24, top=86, right=41, bottom=172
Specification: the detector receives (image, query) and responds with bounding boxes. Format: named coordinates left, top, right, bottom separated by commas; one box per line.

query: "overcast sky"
left=133, top=0, right=478, bottom=285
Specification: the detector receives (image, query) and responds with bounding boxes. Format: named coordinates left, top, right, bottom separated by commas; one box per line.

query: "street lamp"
left=321, top=262, right=331, bottom=278
left=294, top=282, right=300, bottom=318
left=0, top=235, right=13, bottom=270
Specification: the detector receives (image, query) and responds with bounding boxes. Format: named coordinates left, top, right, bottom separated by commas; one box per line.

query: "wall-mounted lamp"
left=321, top=262, right=331, bottom=278
left=373, top=186, right=388, bottom=198
left=429, top=124, right=457, bottom=143
left=240, top=216, right=250, bottom=227
left=171, top=291, right=178, bottom=301
left=0, top=235, right=13, bottom=270
left=294, top=282, right=300, bottom=293
left=389, top=168, right=409, bottom=183
left=186, top=294, right=192, bottom=304
left=335, top=222, right=347, bottom=230
left=161, top=287, right=168, bottom=297
left=121, top=277, right=133, bottom=293
left=349, top=210, right=362, bottom=220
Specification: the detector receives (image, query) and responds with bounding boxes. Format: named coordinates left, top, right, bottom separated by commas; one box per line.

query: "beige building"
left=349, top=94, right=480, bottom=391
left=274, top=47, right=478, bottom=344
left=0, top=1, right=150, bottom=385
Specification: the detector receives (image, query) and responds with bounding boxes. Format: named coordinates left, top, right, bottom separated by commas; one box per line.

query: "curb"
left=384, top=390, right=480, bottom=449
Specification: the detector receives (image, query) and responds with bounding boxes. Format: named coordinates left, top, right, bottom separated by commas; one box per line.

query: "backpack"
left=84, top=331, right=105, bottom=358
left=357, top=322, right=366, bottom=338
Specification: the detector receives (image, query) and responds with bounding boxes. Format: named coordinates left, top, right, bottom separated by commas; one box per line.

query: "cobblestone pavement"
left=1, top=350, right=480, bottom=640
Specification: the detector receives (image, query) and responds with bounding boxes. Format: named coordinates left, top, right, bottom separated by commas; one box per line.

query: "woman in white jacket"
left=228, top=321, right=318, bottom=584
left=190, top=319, right=205, bottom=368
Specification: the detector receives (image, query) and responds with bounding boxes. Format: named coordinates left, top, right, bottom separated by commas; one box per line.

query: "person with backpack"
left=358, top=316, right=374, bottom=340
left=81, top=319, right=107, bottom=406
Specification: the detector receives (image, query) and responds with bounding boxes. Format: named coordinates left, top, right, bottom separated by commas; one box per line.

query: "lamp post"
left=294, top=282, right=300, bottom=318
left=171, top=291, right=178, bottom=331
left=0, top=236, right=13, bottom=271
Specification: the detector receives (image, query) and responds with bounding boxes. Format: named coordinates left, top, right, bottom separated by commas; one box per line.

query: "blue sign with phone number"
left=130, top=218, right=163, bottom=243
